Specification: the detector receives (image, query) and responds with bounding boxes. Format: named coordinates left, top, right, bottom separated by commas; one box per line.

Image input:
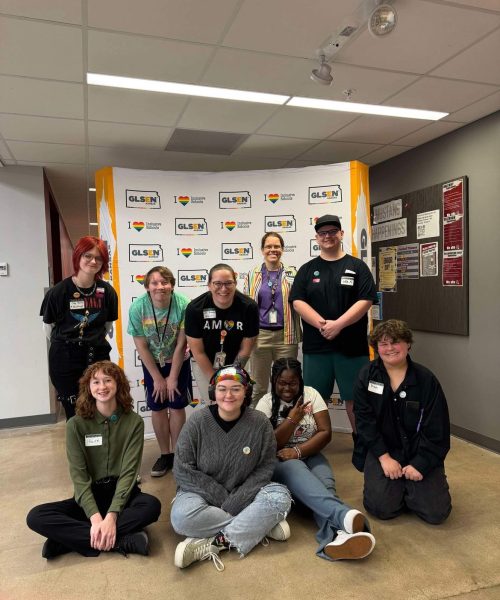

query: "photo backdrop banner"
left=96, top=161, right=371, bottom=432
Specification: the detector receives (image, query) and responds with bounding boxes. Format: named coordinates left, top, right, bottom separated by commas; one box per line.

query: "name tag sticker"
left=341, top=276, right=354, bottom=286
left=368, top=381, right=384, bottom=394
left=203, top=309, right=217, bottom=319
left=345, top=269, right=356, bottom=274
left=85, top=434, right=103, bottom=447
left=70, top=300, right=85, bottom=310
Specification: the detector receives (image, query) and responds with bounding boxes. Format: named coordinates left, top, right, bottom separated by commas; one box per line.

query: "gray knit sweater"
left=173, top=407, right=277, bottom=516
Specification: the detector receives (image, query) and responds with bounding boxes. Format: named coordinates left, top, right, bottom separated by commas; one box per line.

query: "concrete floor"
left=1, top=422, right=499, bottom=600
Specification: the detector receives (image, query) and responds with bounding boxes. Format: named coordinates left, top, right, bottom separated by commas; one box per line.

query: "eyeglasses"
left=211, top=281, right=236, bottom=289
left=317, top=228, right=340, bottom=238
left=216, top=385, right=244, bottom=395
left=82, top=252, right=104, bottom=264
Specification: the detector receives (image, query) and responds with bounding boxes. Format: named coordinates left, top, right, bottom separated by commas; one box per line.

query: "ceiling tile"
left=0, top=0, right=82, bottom=23
left=258, top=106, right=357, bottom=139
left=446, top=1, right=500, bottom=9
left=298, top=140, right=382, bottom=162
left=444, top=90, right=500, bottom=122
left=295, top=63, right=419, bottom=104
left=178, top=98, right=278, bottom=134
left=430, top=29, right=500, bottom=85
left=328, top=115, right=432, bottom=145
left=87, top=87, right=188, bottom=126
left=393, top=121, right=464, bottom=146
left=7, top=141, right=85, bottom=164
left=231, top=135, right=318, bottom=159
left=337, top=0, right=500, bottom=74
left=88, top=30, right=212, bottom=83
left=284, top=159, right=331, bottom=168
left=360, top=145, right=413, bottom=166
left=87, top=0, right=241, bottom=44
left=385, top=76, right=497, bottom=113
left=0, top=76, right=84, bottom=118
left=0, top=115, right=84, bottom=144
left=0, top=16, right=82, bottom=81
left=88, top=121, right=172, bottom=149
left=222, top=0, right=354, bottom=58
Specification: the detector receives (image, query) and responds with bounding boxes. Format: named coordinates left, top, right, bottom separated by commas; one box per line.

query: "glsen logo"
left=178, top=270, right=209, bottom=287
left=179, top=248, right=192, bottom=258
left=175, top=218, right=208, bottom=235
left=134, top=350, right=142, bottom=367
left=126, top=189, right=161, bottom=209
left=131, top=274, right=146, bottom=285
left=129, top=244, right=164, bottom=262
left=265, top=215, right=296, bottom=232
left=225, top=221, right=236, bottom=231
left=128, top=221, right=162, bottom=231
left=267, top=193, right=279, bottom=203
left=136, top=400, right=151, bottom=415
left=219, top=191, right=251, bottom=209
left=308, top=185, right=342, bottom=204
left=221, top=243, right=253, bottom=260
left=310, top=240, right=321, bottom=257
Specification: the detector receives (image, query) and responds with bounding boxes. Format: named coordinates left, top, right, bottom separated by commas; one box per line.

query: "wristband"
left=294, top=445, right=302, bottom=459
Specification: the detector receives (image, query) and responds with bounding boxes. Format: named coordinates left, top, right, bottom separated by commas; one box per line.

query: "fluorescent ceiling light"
left=87, top=73, right=289, bottom=105
left=287, top=97, right=447, bottom=120
left=89, top=187, right=96, bottom=192
left=89, top=222, right=98, bottom=226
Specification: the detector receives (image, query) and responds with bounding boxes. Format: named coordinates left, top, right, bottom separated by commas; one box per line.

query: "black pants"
left=26, top=483, right=161, bottom=557
left=49, top=340, right=111, bottom=420
left=363, top=452, right=452, bottom=524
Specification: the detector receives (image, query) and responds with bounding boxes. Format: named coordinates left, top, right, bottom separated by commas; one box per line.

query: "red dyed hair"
left=72, top=236, right=109, bottom=278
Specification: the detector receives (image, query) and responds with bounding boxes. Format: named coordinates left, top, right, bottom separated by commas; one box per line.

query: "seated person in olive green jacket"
left=27, top=361, right=161, bottom=559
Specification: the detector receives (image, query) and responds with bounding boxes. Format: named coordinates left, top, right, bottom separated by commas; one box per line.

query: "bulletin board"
left=371, top=176, right=468, bottom=335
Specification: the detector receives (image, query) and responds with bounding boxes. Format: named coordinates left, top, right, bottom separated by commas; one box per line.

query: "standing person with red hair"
left=40, top=236, right=118, bottom=420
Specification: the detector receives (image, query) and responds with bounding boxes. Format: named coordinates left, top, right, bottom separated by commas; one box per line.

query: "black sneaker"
left=42, top=538, right=70, bottom=559
left=115, top=531, right=149, bottom=557
left=151, top=454, right=171, bottom=477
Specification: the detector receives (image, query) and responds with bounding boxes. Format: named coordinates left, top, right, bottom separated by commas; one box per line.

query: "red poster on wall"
left=442, top=179, right=464, bottom=286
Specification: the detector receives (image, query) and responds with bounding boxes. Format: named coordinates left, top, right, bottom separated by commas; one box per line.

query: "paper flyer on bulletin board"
left=442, top=179, right=464, bottom=286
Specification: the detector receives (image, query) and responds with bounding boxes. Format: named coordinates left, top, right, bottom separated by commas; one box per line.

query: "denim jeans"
left=273, top=453, right=367, bottom=561
left=170, top=483, right=291, bottom=556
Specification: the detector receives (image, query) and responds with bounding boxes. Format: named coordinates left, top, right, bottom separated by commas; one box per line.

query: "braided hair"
left=269, top=357, right=304, bottom=428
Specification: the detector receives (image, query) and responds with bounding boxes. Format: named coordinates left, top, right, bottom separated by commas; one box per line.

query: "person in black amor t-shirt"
left=185, top=264, right=259, bottom=403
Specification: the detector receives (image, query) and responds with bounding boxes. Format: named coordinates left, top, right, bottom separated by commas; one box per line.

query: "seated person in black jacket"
left=353, top=320, right=451, bottom=524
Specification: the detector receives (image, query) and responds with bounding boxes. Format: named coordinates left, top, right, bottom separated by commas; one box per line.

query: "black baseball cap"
left=314, top=214, right=342, bottom=231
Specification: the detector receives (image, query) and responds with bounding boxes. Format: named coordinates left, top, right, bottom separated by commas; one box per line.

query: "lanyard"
left=149, top=293, right=173, bottom=346
left=263, top=264, right=283, bottom=307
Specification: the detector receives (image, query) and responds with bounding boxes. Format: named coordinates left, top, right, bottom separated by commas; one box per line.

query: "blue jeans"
left=170, top=483, right=291, bottom=556
left=273, top=453, right=366, bottom=561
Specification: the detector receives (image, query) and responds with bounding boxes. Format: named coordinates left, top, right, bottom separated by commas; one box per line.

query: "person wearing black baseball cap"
left=289, top=214, right=377, bottom=434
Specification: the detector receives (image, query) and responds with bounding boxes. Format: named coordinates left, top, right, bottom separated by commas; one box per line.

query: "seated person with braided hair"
left=256, top=357, right=375, bottom=561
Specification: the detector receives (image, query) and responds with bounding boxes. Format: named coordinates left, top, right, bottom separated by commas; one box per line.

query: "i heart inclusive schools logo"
left=181, top=248, right=192, bottom=258
left=225, top=221, right=236, bottom=231
left=178, top=196, right=190, bottom=206
left=268, top=193, right=279, bottom=203
left=136, top=275, right=146, bottom=285
left=132, top=221, right=145, bottom=232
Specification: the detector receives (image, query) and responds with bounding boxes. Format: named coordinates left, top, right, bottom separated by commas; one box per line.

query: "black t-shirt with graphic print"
left=289, top=254, right=377, bottom=356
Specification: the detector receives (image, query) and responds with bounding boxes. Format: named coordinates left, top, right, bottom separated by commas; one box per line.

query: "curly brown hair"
left=76, top=361, right=134, bottom=419
left=369, top=319, right=413, bottom=351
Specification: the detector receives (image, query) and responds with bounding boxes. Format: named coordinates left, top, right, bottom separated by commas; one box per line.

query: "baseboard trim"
left=451, top=424, right=500, bottom=454
left=0, top=413, right=57, bottom=429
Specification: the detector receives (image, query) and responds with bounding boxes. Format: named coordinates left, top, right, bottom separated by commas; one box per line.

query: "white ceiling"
left=1, top=0, right=499, bottom=241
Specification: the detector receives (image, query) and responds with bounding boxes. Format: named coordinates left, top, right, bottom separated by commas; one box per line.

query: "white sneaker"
left=174, top=537, right=225, bottom=571
left=343, top=509, right=366, bottom=534
left=267, top=519, right=291, bottom=541
left=324, top=531, right=375, bottom=561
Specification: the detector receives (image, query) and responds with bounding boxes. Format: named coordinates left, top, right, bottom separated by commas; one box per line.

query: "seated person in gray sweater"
left=171, top=365, right=292, bottom=571
left=27, top=361, right=161, bottom=559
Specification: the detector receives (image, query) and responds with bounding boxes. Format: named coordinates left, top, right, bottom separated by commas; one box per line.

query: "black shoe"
left=115, top=531, right=149, bottom=557
left=42, top=538, right=70, bottom=559
left=151, top=454, right=173, bottom=477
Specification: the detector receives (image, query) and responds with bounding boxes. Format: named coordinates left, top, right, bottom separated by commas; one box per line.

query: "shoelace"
left=197, top=546, right=225, bottom=572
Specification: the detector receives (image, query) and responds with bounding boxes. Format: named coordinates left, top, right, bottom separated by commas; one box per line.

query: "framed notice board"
left=370, top=176, right=468, bottom=335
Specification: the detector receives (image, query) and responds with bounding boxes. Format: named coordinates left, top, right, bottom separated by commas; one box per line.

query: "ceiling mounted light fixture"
left=368, top=2, right=397, bottom=37
left=310, top=55, right=333, bottom=86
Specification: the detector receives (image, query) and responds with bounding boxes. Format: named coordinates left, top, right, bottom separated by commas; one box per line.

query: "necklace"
left=73, top=278, right=96, bottom=297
